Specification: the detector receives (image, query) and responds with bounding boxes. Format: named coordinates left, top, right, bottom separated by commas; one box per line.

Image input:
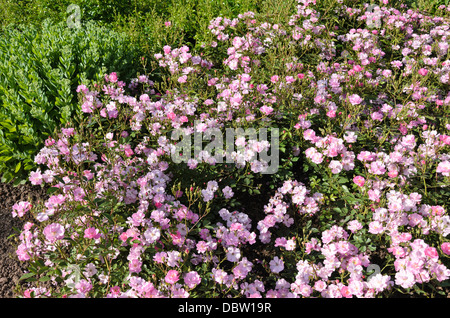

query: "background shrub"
left=0, top=19, right=141, bottom=184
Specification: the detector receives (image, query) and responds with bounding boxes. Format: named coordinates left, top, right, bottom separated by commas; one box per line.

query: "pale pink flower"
left=388, top=170, right=398, bottom=178
left=165, top=270, right=180, bottom=284
left=129, top=259, right=142, bottom=273
left=368, top=189, right=381, bottom=202
left=436, top=161, right=450, bottom=176
left=61, top=128, right=75, bottom=137
left=425, top=247, right=439, bottom=260
left=124, top=146, right=134, bottom=157
left=144, top=227, right=160, bottom=244
left=367, top=273, right=391, bottom=293
left=178, top=75, right=187, bottom=83
left=29, top=170, right=43, bottom=185
left=371, top=111, right=383, bottom=121
left=327, top=110, right=336, bottom=118
left=285, top=238, right=296, bottom=251
left=108, top=72, right=118, bottom=83
left=84, top=263, right=97, bottom=277
left=233, top=258, right=252, bottom=279
left=167, top=112, right=176, bottom=120
left=353, top=176, right=365, bottom=187
left=369, top=161, right=386, bottom=175
left=389, top=151, right=403, bottom=163
left=395, top=269, right=415, bottom=289
left=212, top=268, right=228, bottom=284
left=184, top=271, right=201, bottom=289
left=314, top=280, right=327, bottom=292
left=418, top=68, right=428, bottom=76
left=12, top=201, right=32, bottom=218
left=84, top=227, right=101, bottom=240
left=348, top=280, right=364, bottom=297
left=357, top=151, right=376, bottom=162
left=260, top=105, right=274, bottom=115
left=303, top=129, right=316, bottom=141
left=222, top=186, right=234, bottom=199
left=431, top=263, right=450, bottom=281
left=348, top=94, right=363, bottom=105
left=163, top=45, right=171, bottom=55
left=347, top=220, right=363, bottom=233
left=226, top=246, right=241, bottom=262
left=43, top=223, right=65, bottom=243
left=340, top=285, right=352, bottom=298
left=344, top=131, right=357, bottom=143
left=311, top=152, right=323, bottom=164
left=76, top=84, right=88, bottom=94
left=329, top=160, right=343, bottom=174
left=269, top=256, right=284, bottom=273
left=368, top=221, right=384, bottom=234
left=441, top=243, right=450, bottom=255
left=187, top=158, right=198, bottom=169
left=16, top=243, right=31, bottom=261
left=75, top=279, right=93, bottom=294
left=83, top=170, right=94, bottom=180
left=285, top=76, right=296, bottom=83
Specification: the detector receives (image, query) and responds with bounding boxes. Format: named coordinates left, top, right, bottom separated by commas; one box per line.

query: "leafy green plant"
left=0, top=19, right=141, bottom=184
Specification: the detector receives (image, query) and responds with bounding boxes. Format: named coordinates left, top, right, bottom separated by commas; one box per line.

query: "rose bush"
left=11, top=0, right=450, bottom=298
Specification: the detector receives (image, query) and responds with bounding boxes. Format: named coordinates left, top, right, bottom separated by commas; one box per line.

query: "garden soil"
left=0, top=181, right=48, bottom=298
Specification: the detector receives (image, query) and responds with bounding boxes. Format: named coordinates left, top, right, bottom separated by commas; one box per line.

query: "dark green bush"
left=0, top=19, right=141, bottom=184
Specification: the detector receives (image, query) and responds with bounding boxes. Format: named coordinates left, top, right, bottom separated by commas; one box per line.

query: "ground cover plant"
left=8, top=0, right=450, bottom=298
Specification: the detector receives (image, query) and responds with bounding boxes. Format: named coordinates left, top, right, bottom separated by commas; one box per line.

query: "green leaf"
left=12, top=178, right=26, bottom=187
left=39, top=276, right=51, bottom=282
left=1, top=172, right=14, bottom=183
left=338, top=177, right=349, bottom=184
left=19, top=272, right=36, bottom=282
left=0, top=156, right=12, bottom=162
left=46, top=187, right=59, bottom=195
left=14, top=161, right=21, bottom=173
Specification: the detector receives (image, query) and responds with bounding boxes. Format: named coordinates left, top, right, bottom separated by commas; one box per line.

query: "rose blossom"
left=441, top=243, right=450, bottom=255
left=353, top=176, right=365, bottom=187
left=348, top=94, right=363, bottom=105
left=165, top=270, right=180, bottom=284
left=43, top=223, right=65, bottom=243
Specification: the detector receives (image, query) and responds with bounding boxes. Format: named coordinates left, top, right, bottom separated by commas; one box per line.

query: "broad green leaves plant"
left=0, top=19, right=141, bottom=184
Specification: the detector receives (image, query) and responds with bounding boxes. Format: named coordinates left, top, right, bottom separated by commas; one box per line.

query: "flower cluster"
left=13, top=0, right=450, bottom=298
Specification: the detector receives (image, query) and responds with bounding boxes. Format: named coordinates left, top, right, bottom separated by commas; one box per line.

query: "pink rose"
left=353, top=176, right=365, bottom=187
left=348, top=94, right=363, bottom=105
left=43, top=223, right=65, bottom=243
left=418, top=68, right=428, bottom=76
left=165, top=270, right=180, bottom=284
left=441, top=243, right=450, bottom=255
left=84, top=227, right=101, bottom=239
left=425, top=247, right=439, bottom=259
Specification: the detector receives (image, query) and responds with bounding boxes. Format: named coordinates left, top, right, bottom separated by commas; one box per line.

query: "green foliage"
left=0, top=20, right=141, bottom=183
left=110, top=0, right=262, bottom=58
